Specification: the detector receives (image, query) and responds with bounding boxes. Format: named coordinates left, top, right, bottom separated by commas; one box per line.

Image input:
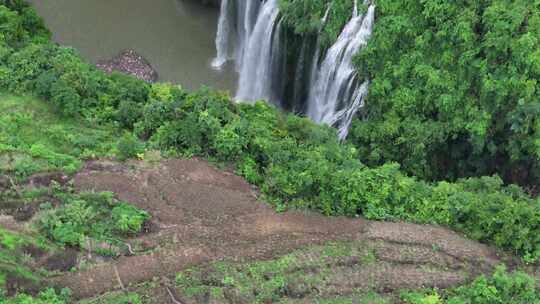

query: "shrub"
left=116, top=99, right=143, bottom=129
left=40, top=199, right=101, bottom=246
left=213, top=119, right=246, bottom=160
left=1, top=288, right=71, bottom=304
left=111, top=203, right=149, bottom=235
left=401, top=266, right=539, bottom=304
left=116, top=133, right=145, bottom=161
left=39, top=190, right=148, bottom=247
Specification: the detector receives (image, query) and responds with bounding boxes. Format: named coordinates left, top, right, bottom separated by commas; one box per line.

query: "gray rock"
left=97, top=49, right=158, bottom=83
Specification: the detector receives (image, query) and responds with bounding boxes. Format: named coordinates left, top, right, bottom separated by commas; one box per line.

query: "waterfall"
left=212, top=0, right=231, bottom=69
left=335, top=81, right=369, bottom=139
left=308, top=6, right=332, bottom=101
left=212, top=0, right=262, bottom=71
left=307, top=4, right=375, bottom=140
left=235, top=0, right=283, bottom=104
left=213, top=1, right=376, bottom=139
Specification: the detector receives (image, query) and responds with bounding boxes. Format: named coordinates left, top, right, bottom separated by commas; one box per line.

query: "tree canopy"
left=350, top=0, right=540, bottom=187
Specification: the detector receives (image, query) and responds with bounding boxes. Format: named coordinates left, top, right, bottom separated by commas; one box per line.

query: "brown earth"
left=46, top=158, right=508, bottom=301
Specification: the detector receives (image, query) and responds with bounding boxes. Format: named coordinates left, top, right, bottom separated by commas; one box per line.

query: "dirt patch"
left=54, top=159, right=505, bottom=300
left=26, top=172, right=69, bottom=188
left=0, top=174, right=10, bottom=191
left=42, top=249, right=79, bottom=272
left=5, top=275, right=40, bottom=297
left=0, top=199, right=41, bottom=222
left=0, top=215, right=27, bottom=233
left=21, top=244, right=47, bottom=259
left=365, top=221, right=501, bottom=268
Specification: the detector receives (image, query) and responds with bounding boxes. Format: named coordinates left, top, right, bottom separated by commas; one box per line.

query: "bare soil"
left=45, top=158, right=508, bottom=301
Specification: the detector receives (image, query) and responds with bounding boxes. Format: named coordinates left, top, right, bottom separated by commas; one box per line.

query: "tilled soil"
left=51, top=159, right=505, bottom=301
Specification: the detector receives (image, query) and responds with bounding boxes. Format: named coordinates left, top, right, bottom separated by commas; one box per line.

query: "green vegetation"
left=0, top=229, right=49, bottom=298
left=0, top=1, right=538, bottom=261
left=175, top=244, right=539, bottom=304
left=0, top=183, right=149, bottom=295
left=1, top=288, right=71, bottom=304
left=39, top=189, right=149, bottom=248
left=402, top=266, right=539, bottom=304
left=0, top=1, right=538, bottom=302
left=175, top=242, right=381, bottom=303
left=0, top=93, right=117, bottom=180
left=2, top=288, right=143, bottom=304
left=351, top=0, right=540, bottom=188
left=79, top=292, right=143, bottom=304
left=280, top=0, right=540, bottom=190
left=280, top=0, right=364, bottom=50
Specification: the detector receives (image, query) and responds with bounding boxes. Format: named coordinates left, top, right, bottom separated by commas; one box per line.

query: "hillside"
left=0, top=1, right=539, bottom=303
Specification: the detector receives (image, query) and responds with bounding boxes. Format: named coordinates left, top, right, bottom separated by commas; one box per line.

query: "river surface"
left=30, top=0, right=237, bottom=92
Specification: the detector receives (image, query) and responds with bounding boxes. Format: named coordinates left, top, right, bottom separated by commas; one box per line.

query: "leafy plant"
left=1, top=288, right=71, bottom=304
left=39, top=190, right=149, bottom=247
left=111, top=203, right=149, bottom=235
left=116, top=132, right=145, bottom=161
left=401, top=266, right=539, bottom=304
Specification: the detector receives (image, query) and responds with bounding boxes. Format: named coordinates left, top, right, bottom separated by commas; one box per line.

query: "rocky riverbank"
left=96, top=49, right=158, bottom=83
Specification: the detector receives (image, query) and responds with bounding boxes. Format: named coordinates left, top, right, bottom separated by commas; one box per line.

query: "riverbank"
left=29, top=0, right=237, bottom=91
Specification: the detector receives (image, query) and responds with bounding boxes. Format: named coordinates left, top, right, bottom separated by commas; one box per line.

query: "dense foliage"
left=280, top=0, right=540, bottom=189
left=280, top=0, right=361, bottom=50
left=0, top=1, right=538, bottom=261
left=351, top=0, right=540, bottom=188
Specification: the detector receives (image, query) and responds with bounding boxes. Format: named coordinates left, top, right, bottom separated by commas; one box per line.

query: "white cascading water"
left=211, top=0, right=231, bottom=69
left=235, top=0, right=282, bottom=104
left=212, top=0, right=262, bottom=71
left=213, top=0, right=376, bottom=139
left=307, top=4, right=376, bottom=139
left=308, top=6, right=332, bottom=99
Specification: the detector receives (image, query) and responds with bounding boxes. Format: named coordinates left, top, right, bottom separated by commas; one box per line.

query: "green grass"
left=175, top=241, right=379, bottom=304
left=0, top=228, right=53, bottom=296
left=173, top=242, right=539, bottom=304
left=0, top=92, right=118, bottom=180
left=78, top=291, right=143, bottom=304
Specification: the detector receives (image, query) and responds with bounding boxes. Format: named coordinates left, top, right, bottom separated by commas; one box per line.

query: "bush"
left=1, top=288, right=71, bottom=304
left=40, top=198, right=102, bottom=246
left=0, top=5, right=25, bottom=47
left=111, top=203, right=149, bottom=235
left=116, top=133, right=145, bottom=161
left=401, top=266, right=539, bottom=304
left=212, top=119, right=246, bottom=160
left=39, top=190, right=149, bottom=247
left=116, top=99, right=143, bottom=129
